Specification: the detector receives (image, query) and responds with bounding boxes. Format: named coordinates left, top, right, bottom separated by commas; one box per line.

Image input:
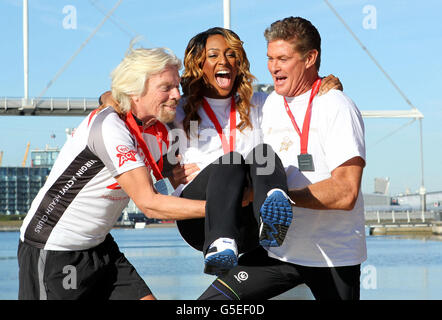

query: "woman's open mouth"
left=215, top=70, right=232, bottom=89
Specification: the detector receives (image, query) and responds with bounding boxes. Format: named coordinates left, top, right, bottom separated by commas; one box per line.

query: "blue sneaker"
left=204, top=238, right=238, bottom=276
left=259, top=189, right=293, bottom=247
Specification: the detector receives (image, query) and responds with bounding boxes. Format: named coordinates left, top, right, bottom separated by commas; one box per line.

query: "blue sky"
left=0, top=0, right=441, bottom=195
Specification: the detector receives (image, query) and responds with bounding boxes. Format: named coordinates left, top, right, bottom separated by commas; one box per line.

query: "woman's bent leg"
left=177, top=152, right=249, bottom=258
left=246, top=144, right=293, bottom=247
left=203, top=152, right=248, bottom=253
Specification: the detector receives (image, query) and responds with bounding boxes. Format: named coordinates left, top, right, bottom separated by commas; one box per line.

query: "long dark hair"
left=180, top=27, right=256, bottom=137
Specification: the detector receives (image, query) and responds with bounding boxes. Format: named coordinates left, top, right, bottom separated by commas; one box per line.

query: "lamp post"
left=223, top=0, right=230, bottom=29
left=418, top=118, right=426, bottom=220
left=23, top=0, right=30, bottom=106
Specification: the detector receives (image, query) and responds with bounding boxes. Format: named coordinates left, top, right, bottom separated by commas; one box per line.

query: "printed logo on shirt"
left=116, top=145, right=137, bottom=167
left=279, top=136, right=293, bottom=152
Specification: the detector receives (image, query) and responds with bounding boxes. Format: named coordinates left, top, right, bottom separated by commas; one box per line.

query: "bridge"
left=1, top=97, right=98, bottom=116
left=0, top=97, right=425, bottom=119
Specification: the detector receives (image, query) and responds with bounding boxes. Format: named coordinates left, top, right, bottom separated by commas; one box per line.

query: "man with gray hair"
left=199, top=16, right=366, bottom=300
left=17, top=45, right=206, bottom=300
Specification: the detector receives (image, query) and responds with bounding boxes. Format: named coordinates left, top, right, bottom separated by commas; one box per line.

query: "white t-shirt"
left=261, top=89, right=367, bottom=267
left=20, top=107, right=167, bottom=251
left=172, top=93, right=267, bottom=195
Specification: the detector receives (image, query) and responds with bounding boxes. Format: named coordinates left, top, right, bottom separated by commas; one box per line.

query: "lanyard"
left=283, top=78, right=321, bottom=154
left=202, top=97, right=236, bottom=154
left=125, top=112, right=164, bottom=181
left=143, top=122, right=170, bottom=178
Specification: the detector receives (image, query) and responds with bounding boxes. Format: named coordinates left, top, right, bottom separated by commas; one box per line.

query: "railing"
left=1, top=97, right=98, bottom=116
left=364, top=209, right=439, bottom=224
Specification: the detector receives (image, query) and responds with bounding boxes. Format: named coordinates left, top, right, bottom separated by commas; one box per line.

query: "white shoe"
left=204, top=238, right=238, bottom=276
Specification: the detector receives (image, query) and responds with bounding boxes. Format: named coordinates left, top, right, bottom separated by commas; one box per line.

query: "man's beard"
left=157, top=103, right=177, bottom=123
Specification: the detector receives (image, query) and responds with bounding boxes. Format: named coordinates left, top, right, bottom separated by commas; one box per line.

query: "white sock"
left=267, top=188, right=296, bottom=205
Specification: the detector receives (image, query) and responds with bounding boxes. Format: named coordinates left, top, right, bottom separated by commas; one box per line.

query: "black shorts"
left=18, top=234, right=151, bottom=300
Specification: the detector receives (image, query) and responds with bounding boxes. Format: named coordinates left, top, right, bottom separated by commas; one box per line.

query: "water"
left=1, top=227, right=441, bottom=300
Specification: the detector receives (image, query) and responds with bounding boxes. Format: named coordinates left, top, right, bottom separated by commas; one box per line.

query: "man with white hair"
left=17, top=46, right=206, bottom=300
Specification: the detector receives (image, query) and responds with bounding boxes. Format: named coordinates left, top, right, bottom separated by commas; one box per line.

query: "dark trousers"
left=199, top=246, right=361, bottom=300
left=177, top=144, right=287, bottom=254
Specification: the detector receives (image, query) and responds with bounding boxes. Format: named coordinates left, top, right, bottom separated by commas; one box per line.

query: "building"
left=0, top=166, right=50, bottom=215
left=0, top=145, right=59, bottom=215
left=31, top=145, right=60, bottom=169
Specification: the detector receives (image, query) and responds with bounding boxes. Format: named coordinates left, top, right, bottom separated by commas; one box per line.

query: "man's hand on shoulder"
left=99, top=91, right=118, bottom=108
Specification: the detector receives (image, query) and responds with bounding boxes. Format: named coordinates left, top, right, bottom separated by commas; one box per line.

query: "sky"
left=0, top=0, right=441, bottom=196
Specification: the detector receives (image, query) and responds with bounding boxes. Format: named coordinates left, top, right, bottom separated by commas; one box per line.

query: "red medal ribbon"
left=283, top=78, right=321, bottom=154
left=202, top=97, right=236, bottom=154
left=125, top=112, right=164, bottom=180
left=143, top=122, right=169, bottom=179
